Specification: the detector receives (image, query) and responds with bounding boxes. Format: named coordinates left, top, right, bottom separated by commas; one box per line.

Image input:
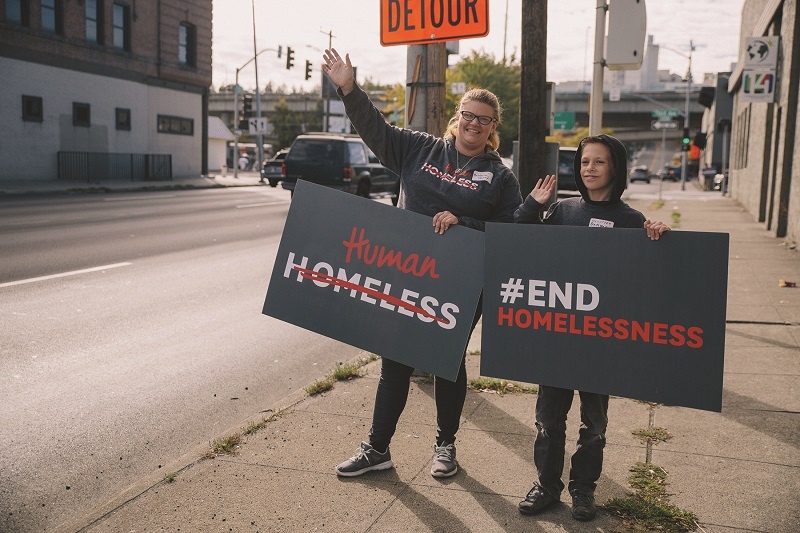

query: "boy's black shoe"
left=570, top=488, right=597, bottom=521
left=518, top=484, right=558, bottom=515
left=335, top=442, right=393, bottom=477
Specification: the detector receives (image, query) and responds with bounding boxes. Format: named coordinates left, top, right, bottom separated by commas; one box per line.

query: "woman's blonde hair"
left=444, top=88, right=502, bottom=151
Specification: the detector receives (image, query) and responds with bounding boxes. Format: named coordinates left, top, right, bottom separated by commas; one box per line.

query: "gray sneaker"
left=335, top=442, right=393, bottom=477
left=430, top=443, right=458, bottom=478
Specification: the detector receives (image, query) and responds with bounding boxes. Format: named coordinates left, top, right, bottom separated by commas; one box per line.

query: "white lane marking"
left=235, top=202, right=284, bottom=208
left=103, top=195, right=177, bottom=202
left=0, top=262, right=132, bottom=288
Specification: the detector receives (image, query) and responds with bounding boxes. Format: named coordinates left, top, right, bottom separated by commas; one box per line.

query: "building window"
left=179, top=22, right=196, bottom=67
left=42, top=0, right=63, bottom=34
left=86, top=0, right=104, bottom=44
left=22, top=95, right=43, bottom=122
left=157, top=115, right=194, bottom=136
left=6, top=0, right=31, bottom=26
left=113, top=3, right=131, bottom=51
left=73, top=102, right=91, bottom=127
left=116, top=108, right=131, bottom=131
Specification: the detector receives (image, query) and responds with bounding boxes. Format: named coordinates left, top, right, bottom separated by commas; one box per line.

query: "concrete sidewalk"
left=27, top=180, right=797, bottom=532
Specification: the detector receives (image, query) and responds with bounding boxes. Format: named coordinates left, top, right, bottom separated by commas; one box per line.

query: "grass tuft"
left=164, top=472, right=177, bottom=483
left=305, top=377, right=334, bottom=396
left=305, top=356, right=377, bottom=396
left=671, top=210, right=681, bottom=225
left=632, top=427, right=671, bottom=445
left=207, top=433, right=242, bottom=457
left=468, top=377, right=537, bottom=395
left=650, top=199, right=665, bottom=210
left=604, top=462, right=699, bottom=531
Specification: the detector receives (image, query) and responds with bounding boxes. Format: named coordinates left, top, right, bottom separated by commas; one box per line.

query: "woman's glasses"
left=459, top=110, right=496, bottom=126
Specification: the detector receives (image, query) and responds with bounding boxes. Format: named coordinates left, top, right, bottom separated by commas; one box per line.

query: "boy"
left=514, top=134, right=669, bottom=521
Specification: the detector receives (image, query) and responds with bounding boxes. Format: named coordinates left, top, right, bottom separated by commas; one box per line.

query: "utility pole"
left=589, top=0, right=607, bottom=135
left=321, top=29, right=334, bottom=132
left=250, top=0, right=264, bottom=180
left=405, top=44, right=446, bottom=137
left=679, top=40, right=695, bottom=191
left=517, top=0, right=547, bottom=196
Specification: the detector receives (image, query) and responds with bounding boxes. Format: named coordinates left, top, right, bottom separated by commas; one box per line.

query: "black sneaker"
left=570, top=488, right=597, bottom=521
left=335, top=442, right=393, bottom=477
left=518, top=484, right=558, bottom=515
left=430, top=443, right=458, bottom=478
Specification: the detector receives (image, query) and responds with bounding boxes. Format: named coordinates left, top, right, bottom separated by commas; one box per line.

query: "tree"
left=271, top=99, right=304, bottom=149
left=447, top=51, right=521, bottom=156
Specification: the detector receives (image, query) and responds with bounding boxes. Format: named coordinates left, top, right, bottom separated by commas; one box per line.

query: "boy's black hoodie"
left=514, top=134, right=646, bottom=229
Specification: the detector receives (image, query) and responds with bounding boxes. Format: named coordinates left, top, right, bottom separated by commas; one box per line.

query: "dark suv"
left=557, top=146, right=579, bottom=191
left=281, top=133, right=399, bottom=204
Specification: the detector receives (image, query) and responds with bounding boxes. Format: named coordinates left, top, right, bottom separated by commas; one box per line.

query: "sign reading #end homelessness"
left=263, top=181, right=484, bottom=381
left=481, top=224, right=729, bottom=412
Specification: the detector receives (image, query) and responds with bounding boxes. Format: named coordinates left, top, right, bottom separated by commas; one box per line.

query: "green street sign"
left=553, top=111, right=575, bottom=131
left=652, top=109, right=681, bottom=120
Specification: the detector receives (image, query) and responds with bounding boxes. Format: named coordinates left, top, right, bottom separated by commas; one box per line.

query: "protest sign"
left=263, top=180, right=484, bottom=380
left=481, top=223, right=729, bottom=412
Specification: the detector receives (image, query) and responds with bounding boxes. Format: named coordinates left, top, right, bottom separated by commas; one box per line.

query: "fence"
left=57, top=152, right=172, bottom=182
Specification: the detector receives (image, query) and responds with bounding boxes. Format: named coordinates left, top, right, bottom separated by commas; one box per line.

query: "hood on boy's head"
left=573, top=134, right=629, bottom=204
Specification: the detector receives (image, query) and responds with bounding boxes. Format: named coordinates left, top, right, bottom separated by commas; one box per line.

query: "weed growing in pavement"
left=243, top=412, right=282, bottom=436
left=332, top=361, right=363, bottom=381
left=671, top=210, right=681, bottom=226
left=632, top=427, right=671, bottom=445
left=305, top=377, right=334, bottom=396
left=650, top=200, right=665, bottom=210
left=604, top=462, right=699, bottom=531
left=164, top=472, right=177, bottom=483
left=305, top=356, right=377, bottom=396
left=207, top=433, right=242, bottom=457
left=468, top=348, right=481, bottom=355
left=468, top=377, right=537, bottom=395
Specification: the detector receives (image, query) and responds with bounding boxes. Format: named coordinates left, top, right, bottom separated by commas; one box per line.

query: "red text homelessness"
left=497, top=306, right=704, bottom=349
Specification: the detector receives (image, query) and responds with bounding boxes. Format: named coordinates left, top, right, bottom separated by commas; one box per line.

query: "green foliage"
left=270, top=98, right=324, bottom=149
left=604, top=462, right=699, bottom=531
left=447, top=51, right=521, bottom=156
left=207, top=433, right=242, bottom=456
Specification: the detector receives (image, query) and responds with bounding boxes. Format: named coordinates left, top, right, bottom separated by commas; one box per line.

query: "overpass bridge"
left=553, top=89, right=705, bottom=143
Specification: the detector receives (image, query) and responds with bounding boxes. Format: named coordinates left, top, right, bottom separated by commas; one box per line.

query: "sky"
left=212, top=0, right=745, bottom=93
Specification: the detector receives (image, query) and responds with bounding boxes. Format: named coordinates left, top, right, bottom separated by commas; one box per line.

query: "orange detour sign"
left=380, top=0, right=490, bottom=46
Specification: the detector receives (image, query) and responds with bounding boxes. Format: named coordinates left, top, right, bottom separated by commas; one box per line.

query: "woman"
left=323, top=48, right=522, bottom=478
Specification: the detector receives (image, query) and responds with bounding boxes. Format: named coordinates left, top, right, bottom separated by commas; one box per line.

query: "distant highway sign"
left=652, top=120, right=678, bottom=131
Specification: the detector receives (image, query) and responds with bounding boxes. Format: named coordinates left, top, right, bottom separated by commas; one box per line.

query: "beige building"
left=728, top=0, right=799, bottom=244
left=0, top=0, right=212, bottom=180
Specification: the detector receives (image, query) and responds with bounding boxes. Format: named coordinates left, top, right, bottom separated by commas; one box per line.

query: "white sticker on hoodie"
left=472, top=171, right=493, bottom=184
left=589, top=218, right=614, bottom=228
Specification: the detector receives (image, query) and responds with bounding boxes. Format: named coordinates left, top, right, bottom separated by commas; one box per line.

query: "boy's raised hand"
left=528, top=175, right=556, bottom=204
left=644, top=219, right=670, bottom=240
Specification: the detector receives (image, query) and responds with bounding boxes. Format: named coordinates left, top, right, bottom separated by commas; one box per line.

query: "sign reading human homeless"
left=481, top=223, right=729, bottom=412
left=263, top=181, right=484, bottom=381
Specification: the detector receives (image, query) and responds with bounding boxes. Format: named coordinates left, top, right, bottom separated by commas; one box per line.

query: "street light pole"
left=679, top=41, right=694, bottom=191
left=232, top=46, right=279, bottom=179
left=250, top=0, right=264, bottom=181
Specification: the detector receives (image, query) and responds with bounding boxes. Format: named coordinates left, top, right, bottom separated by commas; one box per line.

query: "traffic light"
left=305, top=60, right=313, bottom=81
left=286, top=47, right=294, bottom=70
left=681, top=127, right=691, bottom=152
left=242, top=94, right=253, bottom=118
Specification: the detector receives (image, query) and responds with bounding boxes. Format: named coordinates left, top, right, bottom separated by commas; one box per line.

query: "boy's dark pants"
left=534, top=385, right=609, bottom=496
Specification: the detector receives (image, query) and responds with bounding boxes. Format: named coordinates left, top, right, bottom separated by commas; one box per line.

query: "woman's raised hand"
left=322, top=48, right=355, bottom=95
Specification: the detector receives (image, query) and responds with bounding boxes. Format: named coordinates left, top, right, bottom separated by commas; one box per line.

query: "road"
left=0, top=186, right=364, bottom=532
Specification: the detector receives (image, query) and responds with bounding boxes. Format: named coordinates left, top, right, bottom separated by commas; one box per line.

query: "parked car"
left=657, top=165, right=681, bottom=182
left=629, top=165, right=650, bottom=183
left=261, top=148, right=289, bottom=187
left=557, top=146, right=579, bottom=191
left=281, top=133, right=400, bottom=205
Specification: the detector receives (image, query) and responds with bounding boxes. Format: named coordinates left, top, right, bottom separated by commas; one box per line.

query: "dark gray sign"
left=263, top=180, right=484, bottom=380
left=481, top=223, right=729, bottom=412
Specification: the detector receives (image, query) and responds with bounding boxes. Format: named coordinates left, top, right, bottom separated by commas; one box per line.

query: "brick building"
left=0, top=0, right=212, bottom=181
